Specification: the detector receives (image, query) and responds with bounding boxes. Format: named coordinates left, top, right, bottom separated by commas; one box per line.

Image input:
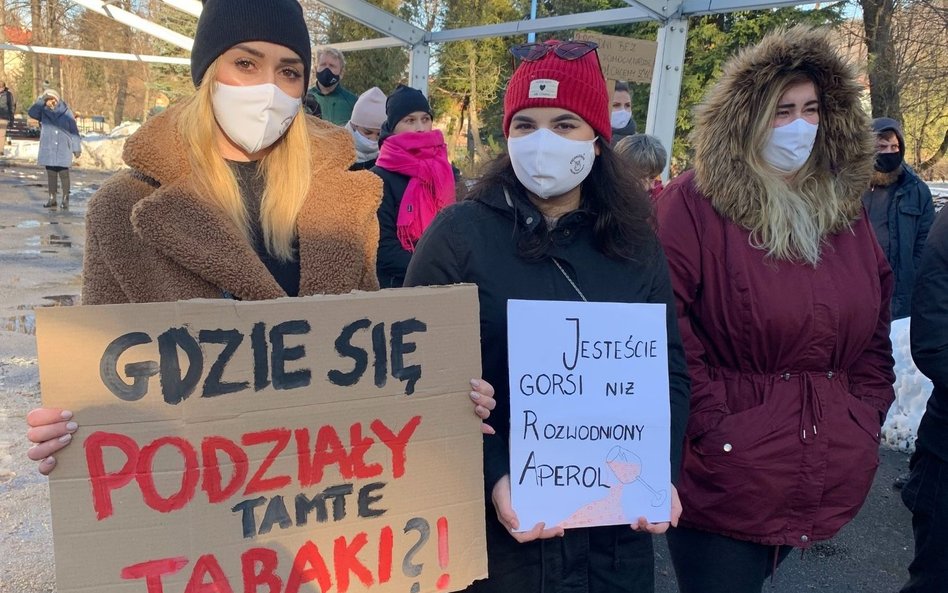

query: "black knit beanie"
left=378, top=85, right=432, bottom=145
left=191, top=0, right=312, bottom=89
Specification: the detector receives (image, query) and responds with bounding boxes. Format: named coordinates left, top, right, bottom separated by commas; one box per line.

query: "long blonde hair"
left=177, top=60, right=312, bottom=262
left=742, top=73, right=852, bottom=266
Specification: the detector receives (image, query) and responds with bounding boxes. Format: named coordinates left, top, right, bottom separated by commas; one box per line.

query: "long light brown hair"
left=742, top=73, right=853, bottom=266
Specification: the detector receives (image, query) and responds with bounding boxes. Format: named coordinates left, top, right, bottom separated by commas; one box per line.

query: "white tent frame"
left=6, top=0, right=816, bottom=171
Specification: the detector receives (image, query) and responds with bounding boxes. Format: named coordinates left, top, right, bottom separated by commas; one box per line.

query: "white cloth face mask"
left=212, top=82, right=302, bottom=154
left=349, top=123, right=379, bottom=161
left=611, top=109, right=632, bottom=129
left=508, top=128, right=597, bottom=200
left=762, top=118, right=819, bottom=173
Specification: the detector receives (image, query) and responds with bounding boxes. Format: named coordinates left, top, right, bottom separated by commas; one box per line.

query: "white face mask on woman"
left=762, top=117, right=818, bottom=173
left=508, top=128, right=596, bottom=199
left=212, top=82, right=302, bottom=154
left=611, top=109, right=632, bottom=129
left=349, top=123, right=380, bottom=161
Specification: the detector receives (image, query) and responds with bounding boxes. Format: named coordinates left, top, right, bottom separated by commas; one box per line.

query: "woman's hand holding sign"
left=26, top=408, right=77, bottom=475
left=471, top=378, right=497, bottom=435
left=631, top=484, right=681, bottom=534
left=492, top=474, right=566, bottom=543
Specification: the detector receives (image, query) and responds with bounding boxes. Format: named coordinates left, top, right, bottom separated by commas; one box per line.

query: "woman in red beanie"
left=404, top=40, right=691, bottom=592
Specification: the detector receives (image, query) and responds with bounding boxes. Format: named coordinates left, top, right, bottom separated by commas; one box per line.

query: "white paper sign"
left=507, top=300, right=671, bottom=529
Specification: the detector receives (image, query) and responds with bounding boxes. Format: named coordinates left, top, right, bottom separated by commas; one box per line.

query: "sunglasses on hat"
left=509, top=40, right=599, bottom=62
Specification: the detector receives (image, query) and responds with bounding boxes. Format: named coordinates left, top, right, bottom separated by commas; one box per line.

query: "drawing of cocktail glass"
left=606, top=445, right=667, bottom=507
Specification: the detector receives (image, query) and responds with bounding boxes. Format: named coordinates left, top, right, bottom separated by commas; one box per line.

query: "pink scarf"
left=375, top=129, right=456, bottom=252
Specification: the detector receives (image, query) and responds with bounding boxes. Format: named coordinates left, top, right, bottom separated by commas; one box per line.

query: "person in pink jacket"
left=657, top=27, right=896, bottom=593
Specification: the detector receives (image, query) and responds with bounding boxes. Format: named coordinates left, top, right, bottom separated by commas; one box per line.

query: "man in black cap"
left=861, top=118, right=934, bottom=320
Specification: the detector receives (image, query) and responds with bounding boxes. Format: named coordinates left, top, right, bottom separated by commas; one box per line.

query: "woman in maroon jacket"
left=657, top=27, right=896, bottom=593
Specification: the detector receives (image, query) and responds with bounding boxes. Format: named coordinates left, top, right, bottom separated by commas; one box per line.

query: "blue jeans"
left=900, top=447, right=948, bottom=593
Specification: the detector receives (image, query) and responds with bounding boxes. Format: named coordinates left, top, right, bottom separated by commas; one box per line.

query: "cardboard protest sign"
left=507, top=300, right=670, bottom=529
left=36, top=286, right=487, bottom=593
left=574, top=31, right=657, bottom=84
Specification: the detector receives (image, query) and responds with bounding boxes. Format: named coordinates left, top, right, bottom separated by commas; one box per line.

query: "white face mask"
left=349, top=123, right=379, bottom=161
left=212, top=82, right=301, bottom=154
left=508, top=128, right=596, bottom=200
left=611, top=109, right=632, bottom=129
left=762, top=118, right=818, bottom=173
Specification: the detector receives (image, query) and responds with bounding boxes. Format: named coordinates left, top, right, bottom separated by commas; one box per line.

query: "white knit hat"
left=349, top=87, right=387, bottom=130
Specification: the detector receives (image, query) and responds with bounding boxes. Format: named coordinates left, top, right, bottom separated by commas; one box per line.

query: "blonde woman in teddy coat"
left=24, top=0, right=496, bottom=475
left=657, top=27, right=895, bottom=593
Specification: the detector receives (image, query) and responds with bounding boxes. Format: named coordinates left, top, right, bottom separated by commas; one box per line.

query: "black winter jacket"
left=863, top=166, right=934, bottom=319
left=372, top=165, right=412, bottom=288
left=404, top=183, right=690, bottom=593
left=912, top=210, right=948, bottom=463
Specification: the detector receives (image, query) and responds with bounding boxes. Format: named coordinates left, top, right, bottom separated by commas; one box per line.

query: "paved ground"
left=0, top=164, right=920, bottom=593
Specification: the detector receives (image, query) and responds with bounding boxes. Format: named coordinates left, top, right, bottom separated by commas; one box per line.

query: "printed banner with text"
left=508, top=300, right=670, bottom=529
left=37, top=286, right=487, bottom=593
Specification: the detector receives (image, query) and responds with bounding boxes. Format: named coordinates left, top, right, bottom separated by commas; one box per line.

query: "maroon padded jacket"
left=657, top=171, right=896, bottom=547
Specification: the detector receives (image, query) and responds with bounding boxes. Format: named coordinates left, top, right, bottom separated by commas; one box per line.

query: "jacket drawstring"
left=797, top=372, right=826, bottom=443
left=770, top=545, right=781, bottom=583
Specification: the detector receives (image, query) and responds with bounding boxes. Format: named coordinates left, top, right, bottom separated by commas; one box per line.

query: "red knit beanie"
left=503, top=41, right=611, bottom=143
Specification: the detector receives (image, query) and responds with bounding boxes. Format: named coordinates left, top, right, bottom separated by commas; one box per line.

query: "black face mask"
left=875, top=151, right=903, bottom=173
left=316, top=68, right=340, bottom=88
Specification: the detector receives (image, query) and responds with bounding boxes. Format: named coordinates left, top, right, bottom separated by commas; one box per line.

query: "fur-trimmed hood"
left=692, top=26, right=874, bottom=228
left=82, top=103, right=382, bottom=304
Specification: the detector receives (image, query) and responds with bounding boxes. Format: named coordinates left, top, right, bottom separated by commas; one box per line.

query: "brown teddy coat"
left=82, top=104, right=382, bottom=305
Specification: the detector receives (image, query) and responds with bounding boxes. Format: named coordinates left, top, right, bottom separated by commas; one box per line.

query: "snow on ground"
left=882, top=317, right=933, bottom=452
left=2, top=121, right=141, bottom=171
left=3, top=139, right=39, bottom=162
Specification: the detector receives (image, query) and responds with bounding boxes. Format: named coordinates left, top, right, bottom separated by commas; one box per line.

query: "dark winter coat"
left=82, top=103, right=382, bottom=305
left=307, top=84, right=358, bottom=125
left=0, top=88, right=16, bottom=121
left=29, top=98, right=81, bottom=169
left=657, top=27, right=896, bottom=548
left=610, top=117, right=637, bottom=147
left=912, top=211, right=948, bottom=464
left=372, top=165, right=412, bottom=288
left=404, top=184, right=691, bottom=593
left=863, top=165, right=934, bottom=319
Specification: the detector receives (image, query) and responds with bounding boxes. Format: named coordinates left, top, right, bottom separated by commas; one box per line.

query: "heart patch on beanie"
left=529, top=79, right=559, bottom=99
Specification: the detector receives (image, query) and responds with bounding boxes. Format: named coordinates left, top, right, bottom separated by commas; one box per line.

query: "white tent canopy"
left=8, top=0, right=815, bottom=172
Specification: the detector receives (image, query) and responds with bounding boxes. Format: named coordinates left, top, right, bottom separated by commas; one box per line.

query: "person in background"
left=861, top=117, right=934, bottom=320
left=372, top=84, right=455, bottom=288
left=404, top=39, right=690, bottom=592
left=0, top=81, right=15, bottom=147
left=25, top=0, right=496, bottom=474
left=610, top=81, right=636, bottom=146
left=307, top=47, right=358, bottom=125
left=657, top=27, right=895, bottom=593
left=347, top=86, right=386, bottom=170
left=899, top=211, right=948, bottom=593
left=28, top=89, right=81, bottom=210
left=615, top=133, right=668, bottom=199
